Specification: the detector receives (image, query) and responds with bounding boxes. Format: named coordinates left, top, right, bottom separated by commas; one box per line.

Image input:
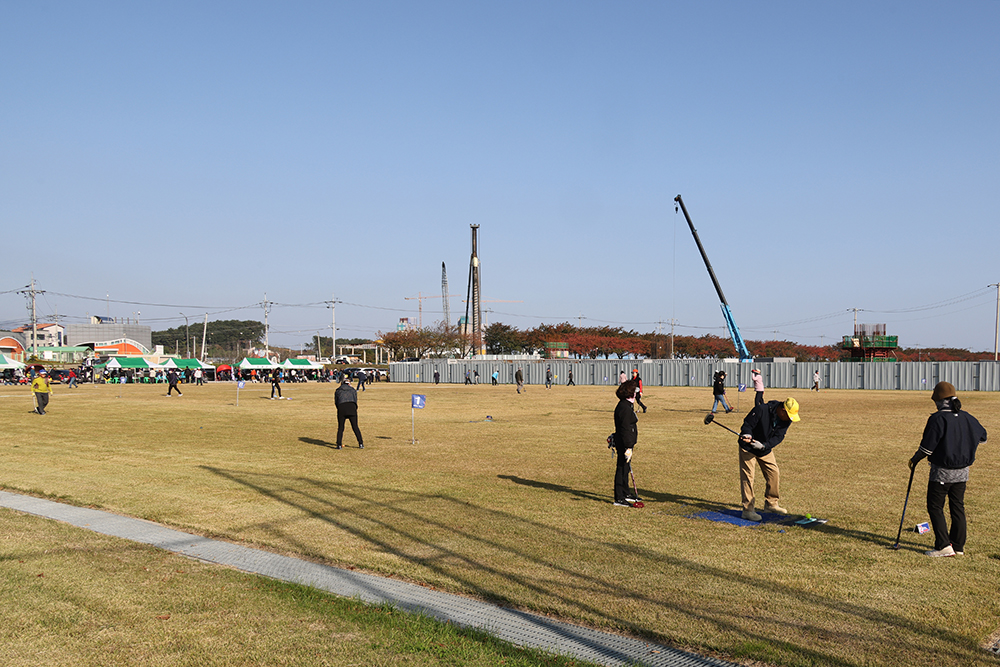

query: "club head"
left=704, top=413, right=715, bottom=425
left=633, top=501, right=645, bottom=508
left=888, top=543, right=902, bottom=550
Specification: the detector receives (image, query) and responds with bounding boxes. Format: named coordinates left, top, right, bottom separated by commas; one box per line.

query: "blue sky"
left=3, top=2, right=998, bottom=352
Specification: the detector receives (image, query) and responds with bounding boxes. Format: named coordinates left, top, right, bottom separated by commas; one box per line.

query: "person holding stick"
left=335, top=376, right=364, bottom=449
left=738, top=397, right=799, bottom=521
left=909, top=382, right=987, bottom=557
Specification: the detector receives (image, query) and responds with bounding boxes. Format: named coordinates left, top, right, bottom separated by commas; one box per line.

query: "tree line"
left=378, top=321, right=997, bottom=362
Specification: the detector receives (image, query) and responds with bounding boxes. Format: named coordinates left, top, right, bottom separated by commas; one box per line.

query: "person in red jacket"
left=631, top=368, right=647, bottom=413
left=910, top=382, right=988, bottom=557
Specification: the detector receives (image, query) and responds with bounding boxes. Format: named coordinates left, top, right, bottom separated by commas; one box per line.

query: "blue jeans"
left=712, top=394, right=731, bottom=412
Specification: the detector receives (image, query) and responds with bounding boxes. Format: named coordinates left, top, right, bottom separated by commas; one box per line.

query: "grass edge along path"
left=0, top=491, right=739, bottom=667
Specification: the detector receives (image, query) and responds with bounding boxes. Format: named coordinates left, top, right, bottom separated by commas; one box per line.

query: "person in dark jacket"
left=738, top=397, right=800, bottom=521
left=712, top=370, right=733, bottom=414
left=270, top=370, right=282, bottom=399
left=166, top=369, right=183, bottom=396
left=910, top=381, right=987, bottom=557
left=335, top=377, right=364, bottom=449
left=612, top=379, right=640, bottom=506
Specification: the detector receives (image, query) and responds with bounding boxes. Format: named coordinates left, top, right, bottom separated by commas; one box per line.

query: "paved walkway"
left=0, top=491, right=736, bottom=667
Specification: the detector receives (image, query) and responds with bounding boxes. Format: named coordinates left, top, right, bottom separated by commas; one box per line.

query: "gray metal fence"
left=390, top=359, right=1000, bottom=392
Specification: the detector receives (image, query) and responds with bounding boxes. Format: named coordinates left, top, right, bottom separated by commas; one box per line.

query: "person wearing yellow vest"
left=32, top=370, right=52, bottom=415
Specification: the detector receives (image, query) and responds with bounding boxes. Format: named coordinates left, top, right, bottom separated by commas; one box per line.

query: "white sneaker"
left=742, top=508, right=762, bottom=522
left=925, top=545, right=956, bottom=557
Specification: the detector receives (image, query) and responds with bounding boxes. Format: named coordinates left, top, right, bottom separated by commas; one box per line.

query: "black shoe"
left=613, top=500, right=631, bottom=507
left=335, top=444, right=343, bottom=450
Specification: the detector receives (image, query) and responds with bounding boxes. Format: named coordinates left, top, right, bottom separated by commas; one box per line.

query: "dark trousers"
left=755, top=391, right=764, bottom=407
left=635, top=395, right=647, bottom=412
left=271, top=382, right=281, bottom=398
left=337, top=412, right=363, bottom=446
left=35, top=392, right=49, bottom=414
left=614, top=448, right=632, bottom=501
left=927, top=480, right=966, bottom=552
left=168, top=382, right=181, bottom=395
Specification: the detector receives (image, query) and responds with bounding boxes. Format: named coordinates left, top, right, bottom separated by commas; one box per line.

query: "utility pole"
left=441, top=262, right=451, bottom=328
left=329, top=293, right=336, bottom=360
left=848, top=308, right=863, bottom=334
left=262, top=293, right=272, bottom=358
left=180, top=313, right=190, bottom=358
left=18, top=277, right=44, bottom=358
left=992, top=283, right=999, bottom=361
left=201, top=314, right=208, bottom=361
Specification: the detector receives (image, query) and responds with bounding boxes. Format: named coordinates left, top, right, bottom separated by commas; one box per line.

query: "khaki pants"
left=739, top=448, right=780, bottom=510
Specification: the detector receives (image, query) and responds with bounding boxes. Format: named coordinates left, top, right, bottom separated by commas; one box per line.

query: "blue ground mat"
left=688, top=508, right=816, bottom=528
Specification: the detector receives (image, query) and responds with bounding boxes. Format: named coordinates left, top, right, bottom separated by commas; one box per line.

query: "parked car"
left=47, top=369, right=71, bottom=383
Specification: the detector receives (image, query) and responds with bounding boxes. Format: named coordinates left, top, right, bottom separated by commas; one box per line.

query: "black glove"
left=909, top=456, right=919, bottom=470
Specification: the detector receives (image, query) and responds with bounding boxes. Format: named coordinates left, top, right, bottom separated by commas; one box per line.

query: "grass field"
left=2, top=379, right=998, bottom=666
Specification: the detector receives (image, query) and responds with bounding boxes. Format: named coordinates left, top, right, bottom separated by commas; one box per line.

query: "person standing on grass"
left=194, top=368, right=203, bottom=386
left=567, top=369, right=575, bottom=386
left=271, top=370, right=283, bottom=399
left=909, top=381, right=987, bottom=557
left=335, top=376, right=364, bottom=449
left=166, top=369, right=183, bottom=396
left=31, top=370, right=51, bottom=415
left=433, top=369, right=440, bottom=385
left=712, top=370, right=733, bottom=414
left=751, top=369, right=765, bottom=407
left=612, top=379, right=640, bottom=507
left=631, top=368, right=647, bottom=413
left=545, top=366, right=553, bottom=389
left=491, top=368, right=498, bottom=386
left=812, top=369, right=821, bottom=391
left=737, top=397, right=799, bottom=521
left=67, top=369, right=78, bottom=389
left=515, top=367, right=524, bottom=394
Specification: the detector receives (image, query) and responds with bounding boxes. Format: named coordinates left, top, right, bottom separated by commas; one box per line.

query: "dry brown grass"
left=2, top=379, right=999, bottom=666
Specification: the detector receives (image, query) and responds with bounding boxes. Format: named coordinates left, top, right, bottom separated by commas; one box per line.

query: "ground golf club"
left=890, top=465, right=917, bottom=550
left=703, top=412, right=740, bottom=435
left=628, top=463, right=645, bottom=508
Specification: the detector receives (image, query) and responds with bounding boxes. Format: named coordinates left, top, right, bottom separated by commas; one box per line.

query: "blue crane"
left=674, top=195, right=753, bottom=362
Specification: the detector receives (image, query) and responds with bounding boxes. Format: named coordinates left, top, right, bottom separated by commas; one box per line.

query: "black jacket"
left=614, top=398, right=637, bottom=449
left=712, top=375, right=726, bottom=396
left=739, top=400, right=791, bottom=457
left=916, top=409, right=987, bottom=469
left=335, top=383, right=359, bottom=415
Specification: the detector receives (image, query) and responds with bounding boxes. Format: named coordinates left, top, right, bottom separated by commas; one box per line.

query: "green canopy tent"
left=96, top=357, right=153, bottom=369
left=281, top=358, right=324, bottom=370
left=161, top=358, right=215, bottom=370
left=0, top=354, right=26, bottom=369
left=239, top=357, right=278, bottom=370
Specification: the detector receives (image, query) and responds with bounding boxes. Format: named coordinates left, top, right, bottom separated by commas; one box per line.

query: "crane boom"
left=674, top=194, right=753, bottom=362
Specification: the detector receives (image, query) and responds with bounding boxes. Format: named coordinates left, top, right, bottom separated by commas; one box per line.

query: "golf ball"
left=806, top=513, right=811, bottom=519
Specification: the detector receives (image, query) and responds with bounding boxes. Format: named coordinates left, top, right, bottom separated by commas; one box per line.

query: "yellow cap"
left=783, top=397, right=800, bottom=422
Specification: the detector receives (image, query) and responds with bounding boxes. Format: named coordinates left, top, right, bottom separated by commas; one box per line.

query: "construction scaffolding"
left=843, top=323, right=898, bottom=362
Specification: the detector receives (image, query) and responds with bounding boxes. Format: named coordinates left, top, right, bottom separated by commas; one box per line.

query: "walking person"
left=194, top=368, right=203, bottom=386
left=738, top=397, right=799, bottom=521
left=567, top=369, right=575, bottom=386
left=271, top=370, right=283, bottom=399
left=166, top=369, right=183, bottom=396
left=712, top=371, right=733, bottom=414
left=612, top=379, right=640, bottom=507
left=491, top=368, right=498, bottom=386
left=67, top=369, right=78, bottom=389
left=909, top=382, right=988, bottom=557
left=751, top=369, right=765, bottom=407
left=334, top=376, right=364, bottom=449
left=545, top=366, right=553, bottom=390
left=31, top=370, right=51, bottom=415
left=515, top=367, right=524, bottom=394
left=356, top=369, right=366, bottom=392
left=812, top=369, right=821, bottom=392
left=433, top=370, right=440, bottom=385
left=464, top=369, right=472, bottom=385
left=474, top=369, right=480, bottom=384
left=631, top=368, right=647, bottom=413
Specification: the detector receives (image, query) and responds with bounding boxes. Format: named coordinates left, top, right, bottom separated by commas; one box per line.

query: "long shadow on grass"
left=299, top=437, right=339, bottom=450
left=498, top=475, right=723, bottom=513
left=200, top=465, right=984, bottom=666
